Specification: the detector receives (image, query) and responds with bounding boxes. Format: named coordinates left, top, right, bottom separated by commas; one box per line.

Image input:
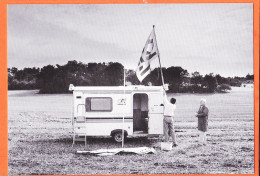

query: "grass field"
left=8, top=87, right=255, bottom=175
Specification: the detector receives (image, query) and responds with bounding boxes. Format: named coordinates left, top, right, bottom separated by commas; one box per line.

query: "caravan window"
left=85, top=97, right=112, bottom=112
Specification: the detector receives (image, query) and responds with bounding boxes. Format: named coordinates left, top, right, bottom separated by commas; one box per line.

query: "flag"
left=136, top=28, right=159, bottom=82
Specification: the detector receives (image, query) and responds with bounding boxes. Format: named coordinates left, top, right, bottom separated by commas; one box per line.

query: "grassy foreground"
left=8, top=88, right=254, bottom=175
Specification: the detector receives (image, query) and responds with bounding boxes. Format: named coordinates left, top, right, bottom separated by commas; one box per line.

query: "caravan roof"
left=69, top=84, right=164, bottom=94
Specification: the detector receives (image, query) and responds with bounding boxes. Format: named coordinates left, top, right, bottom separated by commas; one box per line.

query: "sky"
left=7, top=3, right=253, bottom=77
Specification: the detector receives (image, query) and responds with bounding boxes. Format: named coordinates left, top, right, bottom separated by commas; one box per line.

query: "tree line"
left=8, top=60, right=254, bottom=94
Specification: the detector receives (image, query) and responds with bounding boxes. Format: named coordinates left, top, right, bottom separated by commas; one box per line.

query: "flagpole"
left=153, top=25, right=165, bottom=86
left=122, top=67, right=125, bottom=148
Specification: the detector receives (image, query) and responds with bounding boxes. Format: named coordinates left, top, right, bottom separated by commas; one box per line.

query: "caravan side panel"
left=77, top=119, right=133, bottom=136
left=148, top=92, right=164, bottom=134
left=74, top=92, right=133, bottom=136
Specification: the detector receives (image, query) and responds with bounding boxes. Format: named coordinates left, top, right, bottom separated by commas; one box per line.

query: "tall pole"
left=158, top=55, right=165, bottom=86
left=153, top=25, right=165, bottom=86
left=122, top=67, right=125, bottom=148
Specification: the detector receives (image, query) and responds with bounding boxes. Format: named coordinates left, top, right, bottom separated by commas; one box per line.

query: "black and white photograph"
left=7, top=3, right=254, bottom=175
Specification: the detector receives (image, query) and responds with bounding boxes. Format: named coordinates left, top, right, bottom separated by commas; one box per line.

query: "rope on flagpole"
left=153, top=25, right=165, bottom=86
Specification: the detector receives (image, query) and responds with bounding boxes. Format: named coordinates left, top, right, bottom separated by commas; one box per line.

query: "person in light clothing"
left=195, top=98, right=209, bottom=145
left=163, top=92, right=177, bottom=146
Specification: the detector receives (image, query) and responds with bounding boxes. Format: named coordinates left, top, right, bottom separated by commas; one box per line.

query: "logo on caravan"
left=117, top=98, right=126, bottom=105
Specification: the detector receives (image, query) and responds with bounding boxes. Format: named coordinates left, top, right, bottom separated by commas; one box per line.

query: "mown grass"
left=8, top=130, right=254, bottom=175
left=8, top=89, right=254, bottom=175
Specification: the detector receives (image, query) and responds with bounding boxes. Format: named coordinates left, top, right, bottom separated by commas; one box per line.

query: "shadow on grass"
left=33, top=136, right=159, bottom=147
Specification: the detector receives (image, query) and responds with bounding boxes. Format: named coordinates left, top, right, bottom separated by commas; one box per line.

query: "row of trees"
left=8, top=60, right=254, bottom=94
left=8, top=61, right=124, bottom=93
left=8, top=67, right=40, bottom=90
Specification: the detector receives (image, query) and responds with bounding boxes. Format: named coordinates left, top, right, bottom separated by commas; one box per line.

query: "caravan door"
left=148, top=93, right=164, bottom=134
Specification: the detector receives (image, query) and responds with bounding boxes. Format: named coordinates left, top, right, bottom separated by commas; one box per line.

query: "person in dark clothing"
left=195, top=98, right=209, bottom=145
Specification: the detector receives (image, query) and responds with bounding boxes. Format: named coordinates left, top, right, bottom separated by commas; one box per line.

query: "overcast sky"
left=7, top=3, right=253, bottom=77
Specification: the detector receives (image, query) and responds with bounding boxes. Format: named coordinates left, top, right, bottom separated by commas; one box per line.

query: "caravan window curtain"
left=86, top=97, right=112, bottom=112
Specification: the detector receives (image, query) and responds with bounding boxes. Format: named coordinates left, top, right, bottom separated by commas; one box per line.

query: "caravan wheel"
left=112, top=132, right=126, bottom=143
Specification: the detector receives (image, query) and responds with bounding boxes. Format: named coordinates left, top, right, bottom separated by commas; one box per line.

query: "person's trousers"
left=163, top=116, right=177, bottom=144
left=199, top=131, right=207, bottom=144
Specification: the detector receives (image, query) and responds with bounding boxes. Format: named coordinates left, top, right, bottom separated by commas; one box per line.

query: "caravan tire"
left=112, top=132, right=127, bottom=143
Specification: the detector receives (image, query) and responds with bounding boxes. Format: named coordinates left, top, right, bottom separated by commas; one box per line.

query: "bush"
left=216, top=84, right=232, bottom=93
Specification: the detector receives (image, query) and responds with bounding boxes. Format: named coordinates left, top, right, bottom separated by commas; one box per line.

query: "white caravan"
left=69, top=84, right=165, bottom=142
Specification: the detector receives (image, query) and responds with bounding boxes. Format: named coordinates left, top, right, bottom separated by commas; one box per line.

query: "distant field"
left=8, top=87, right=255, bottom=175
